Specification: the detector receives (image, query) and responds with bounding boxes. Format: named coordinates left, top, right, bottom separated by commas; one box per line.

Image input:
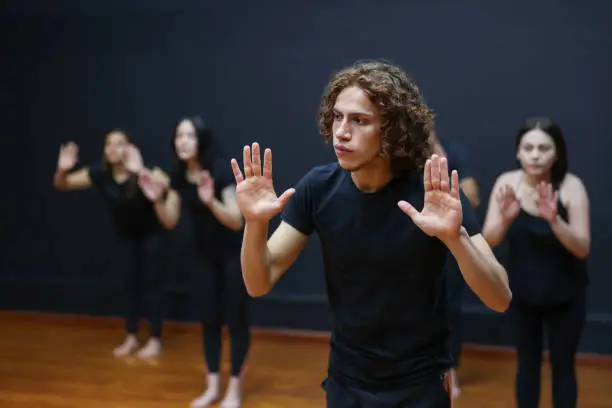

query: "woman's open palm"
left=230, top=143, right=295, bottom=222
left=497, top=185, right=521, bottom=222
left=57, top=142, right=79, bottom=171
left=138, top=170, right=165, bottom=202
left=535, top=181, right=558, bottom=223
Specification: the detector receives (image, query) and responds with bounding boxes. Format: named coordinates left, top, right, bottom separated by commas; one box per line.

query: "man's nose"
left=335, top=120, right=350, bottom=140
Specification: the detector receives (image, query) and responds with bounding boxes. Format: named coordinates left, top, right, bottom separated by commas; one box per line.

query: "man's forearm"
left=444, top=228, right=511, bottom=312
left=550, top=216, right=589, bottom=259
left=241, top=221, right=273, bottom=297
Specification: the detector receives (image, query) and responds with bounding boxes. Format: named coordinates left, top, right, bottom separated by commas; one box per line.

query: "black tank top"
left=506, top=193, right=588, bottom=305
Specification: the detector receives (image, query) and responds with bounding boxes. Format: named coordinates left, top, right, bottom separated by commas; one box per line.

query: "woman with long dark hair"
left=53, top=129, right=180, bottom=359
left=159, top=116, right=248, bottom=408
left=482, top=117, right=590, bottom=408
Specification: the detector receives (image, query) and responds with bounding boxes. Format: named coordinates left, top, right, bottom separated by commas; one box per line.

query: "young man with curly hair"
left=230, top=60, right=511, bottom=408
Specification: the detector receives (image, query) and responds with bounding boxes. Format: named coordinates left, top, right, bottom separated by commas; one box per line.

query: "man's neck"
left=350, top=160, right=393, bottom=193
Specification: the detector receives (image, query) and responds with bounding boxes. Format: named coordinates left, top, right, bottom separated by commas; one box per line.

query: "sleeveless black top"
left=506, top=195, right=588, bottom=305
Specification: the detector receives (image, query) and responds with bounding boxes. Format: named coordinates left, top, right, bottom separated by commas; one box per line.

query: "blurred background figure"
left=430, top=122, right=481, bottom=398
left=53, top=130, right=180, bottom=359
left=482, top=118, right=590, bottom=408
left=168, top=116, right=248, bottom=408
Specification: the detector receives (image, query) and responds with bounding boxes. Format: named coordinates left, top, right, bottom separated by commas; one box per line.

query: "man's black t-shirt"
left=281, top=163, right=480, bottom=390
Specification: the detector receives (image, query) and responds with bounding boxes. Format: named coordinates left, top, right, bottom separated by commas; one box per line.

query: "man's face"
left=331, top=86, right=383, bottom=172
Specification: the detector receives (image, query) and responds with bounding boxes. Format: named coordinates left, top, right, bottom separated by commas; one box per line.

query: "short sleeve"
left=460, top=189, right=481, bottom=236
left=280, top=169, right=316, bottom=236
left=87, top=165, right=105, bottom=188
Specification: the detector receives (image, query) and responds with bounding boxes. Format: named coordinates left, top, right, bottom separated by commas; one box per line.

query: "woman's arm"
left=550, top=174, right=590, bottom=259
left=482, top=172, right=515, bottom=247
left=206, top=185, right=244, bottom=231
left=53, top=167, right=93, bottom=191
left=141, top=167, right=181, bottom=229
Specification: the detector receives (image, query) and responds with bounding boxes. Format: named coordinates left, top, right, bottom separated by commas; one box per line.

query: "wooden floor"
left=0, top=313, right=610, bottom=407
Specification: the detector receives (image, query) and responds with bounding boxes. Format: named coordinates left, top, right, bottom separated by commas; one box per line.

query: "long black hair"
left=515, top=117, right=568, bottom=190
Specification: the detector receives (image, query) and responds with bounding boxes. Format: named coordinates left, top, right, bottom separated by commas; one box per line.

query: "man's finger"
left=423, top=159, right=432, bottom=191
left=252, top=142, right=262, bottom=177
left=450, top=170, right=460, bottom=200
left=430, top=155, right=441, bottom=190
left=397, top=200, right=420, bottom=220
left=263, top=148, right=273, bottom=179
left=243, top=145, right=253, bottom=178
left=440, top=157, right=450, bottom=193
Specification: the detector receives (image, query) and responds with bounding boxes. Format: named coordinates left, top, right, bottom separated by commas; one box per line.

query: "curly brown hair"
left=318, top=60, right=434, bottom=175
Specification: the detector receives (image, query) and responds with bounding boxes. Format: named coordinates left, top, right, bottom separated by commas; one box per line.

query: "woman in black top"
left=164, top=116, right=248, bottom=408
left=483, top=118, right=590, bottom=408
left=53, top=129, right=180, bottom=359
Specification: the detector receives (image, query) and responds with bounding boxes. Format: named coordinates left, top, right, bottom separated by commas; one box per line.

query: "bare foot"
left=137, top=337, right=162, bottom=359
left=450, top=368, right=461, bottom=398
left=113, top=335, right=138, bottom=357
left=190, top=373, right=220, bottom=408
left=220, top=376, right=242, bottom=408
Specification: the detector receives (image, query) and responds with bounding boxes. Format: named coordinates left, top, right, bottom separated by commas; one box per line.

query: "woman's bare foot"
left=220, top=376, right=242, bottom=408
left=137, top=337, right=162, bottom=359
left=112, top=334, right=139, bottom=357
left=190, top=373, right=220, bottom=408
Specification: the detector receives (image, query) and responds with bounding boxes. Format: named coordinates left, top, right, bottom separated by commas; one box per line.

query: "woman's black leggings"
left=123, top=232, right=165, bottom=338
left=197, top=252, right=251, bottom=376
left=513, top=290, right=586, bottom=408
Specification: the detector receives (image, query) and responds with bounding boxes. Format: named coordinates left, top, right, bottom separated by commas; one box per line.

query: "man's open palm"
left=230, top=142, right=295, bottom=222
left=398, top=154, right=463, bottom=241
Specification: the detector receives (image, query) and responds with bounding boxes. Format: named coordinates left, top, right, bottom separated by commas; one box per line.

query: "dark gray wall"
left=1, top=0, right=611, bottom=354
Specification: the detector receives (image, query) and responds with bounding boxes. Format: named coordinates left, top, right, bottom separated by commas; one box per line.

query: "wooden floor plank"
left=0, top=312, right=610, bottom=407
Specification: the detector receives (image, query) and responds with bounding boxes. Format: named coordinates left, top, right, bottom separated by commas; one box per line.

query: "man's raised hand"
left=230, top=142, right=295, bottom=223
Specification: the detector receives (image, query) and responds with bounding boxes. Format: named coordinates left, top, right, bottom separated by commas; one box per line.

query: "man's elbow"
left=488, top=290, right=512, bottom=313
left=246, top=283, right=271, bottom=297
left=243, top=267, right=273, bottom=297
